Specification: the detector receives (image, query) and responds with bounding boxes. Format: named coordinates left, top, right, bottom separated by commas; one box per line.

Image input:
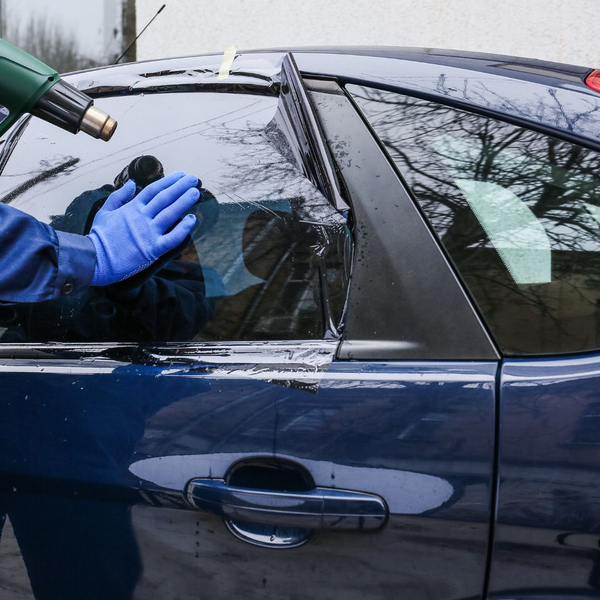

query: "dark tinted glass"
left=0, top=92, right=349, bottom=343
left=349, top=84, right=600, bottom=355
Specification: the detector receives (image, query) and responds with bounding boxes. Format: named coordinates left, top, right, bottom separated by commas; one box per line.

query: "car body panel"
left=489, top=354, right=600, bottom=598
left=0, top=351, right=496, bottom=599
left=294, top=51, right=600, bottom=151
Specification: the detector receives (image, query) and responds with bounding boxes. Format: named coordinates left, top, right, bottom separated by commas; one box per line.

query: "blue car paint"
left=0, top=351, right=496, bottom=599
left=489, top=354, right=600, bottom=598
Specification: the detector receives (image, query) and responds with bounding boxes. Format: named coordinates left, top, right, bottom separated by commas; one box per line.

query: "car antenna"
left=114, top=4, right=166, bottom=65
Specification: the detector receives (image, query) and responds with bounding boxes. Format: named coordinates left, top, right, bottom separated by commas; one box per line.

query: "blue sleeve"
left=0, top=203, right=96, bottom=303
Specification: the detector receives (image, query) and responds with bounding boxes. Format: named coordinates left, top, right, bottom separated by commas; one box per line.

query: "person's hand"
left=87, top=171, right=200, bottom=286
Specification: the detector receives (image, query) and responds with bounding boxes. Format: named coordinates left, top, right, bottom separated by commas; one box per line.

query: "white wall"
left=136, top=0, right=599, bottom=67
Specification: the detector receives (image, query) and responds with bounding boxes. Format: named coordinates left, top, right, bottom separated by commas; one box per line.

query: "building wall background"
left=4, top=0, right=122, bottom=63
left=135, top=0, right=599, bottom=66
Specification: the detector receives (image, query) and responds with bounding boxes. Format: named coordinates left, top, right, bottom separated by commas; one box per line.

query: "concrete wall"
left=136, top=0, right=599, bottom=67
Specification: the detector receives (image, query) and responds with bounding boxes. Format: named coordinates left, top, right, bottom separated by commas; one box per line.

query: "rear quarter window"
left=349, top=84, right=600, bottom=356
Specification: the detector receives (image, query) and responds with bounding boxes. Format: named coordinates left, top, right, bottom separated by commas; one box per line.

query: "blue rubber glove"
left=88, top=171, right=200, bottom=286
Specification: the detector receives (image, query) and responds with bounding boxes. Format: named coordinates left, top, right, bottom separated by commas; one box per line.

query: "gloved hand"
left=88, top=171, right=200, bottom=286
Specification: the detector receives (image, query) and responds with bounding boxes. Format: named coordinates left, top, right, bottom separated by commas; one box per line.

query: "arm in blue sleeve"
left=0, top=203, right=96, bottom=303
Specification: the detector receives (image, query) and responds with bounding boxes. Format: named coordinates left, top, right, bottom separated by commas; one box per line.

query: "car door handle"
left=187, top=479, right=388, bottom=530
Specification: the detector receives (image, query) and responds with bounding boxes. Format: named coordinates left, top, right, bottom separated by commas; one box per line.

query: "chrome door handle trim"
left=187, top=478, right=388, bottom=530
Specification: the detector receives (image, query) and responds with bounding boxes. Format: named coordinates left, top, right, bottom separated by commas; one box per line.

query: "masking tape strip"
left=218, top=45, right=238, bottom=80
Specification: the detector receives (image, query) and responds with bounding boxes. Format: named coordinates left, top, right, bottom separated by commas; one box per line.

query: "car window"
left=348, top=84, right=600, bottom=356
left=0, top=92, right=350, bottom=343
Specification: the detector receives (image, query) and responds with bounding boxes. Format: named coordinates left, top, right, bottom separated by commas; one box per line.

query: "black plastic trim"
left=343, top=83, right=503, bottom=359
left=307, top=85, right=499, bottom=361
left=278, top=54, right=349, bottom=211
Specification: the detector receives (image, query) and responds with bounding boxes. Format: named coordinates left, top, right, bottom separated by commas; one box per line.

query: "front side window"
left=0, top=92, right=350, bottom=343
left=349, top=84, right=600, bottom=355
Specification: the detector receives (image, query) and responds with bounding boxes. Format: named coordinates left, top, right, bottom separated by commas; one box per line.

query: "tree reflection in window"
left=349, top=85, right=600, bottom=355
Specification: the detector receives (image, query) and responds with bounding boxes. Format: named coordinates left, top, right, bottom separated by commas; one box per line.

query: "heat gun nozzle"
left=80, top=105, right=117, bottom=141
left=31, top=79, right=118, bottom=141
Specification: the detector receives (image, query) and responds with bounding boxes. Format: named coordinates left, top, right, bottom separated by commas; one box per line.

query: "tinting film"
left=0, top=92, right=350, bottom=343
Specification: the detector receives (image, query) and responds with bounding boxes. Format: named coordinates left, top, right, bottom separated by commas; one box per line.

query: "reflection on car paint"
left=297, top=52, right=600, bottom=143
left=489, top=353, right=600, bottom=597
left=0, top=353, right=495, bottom=599
left=68, top=52, right=286, bottom=97
left=131, top=452, right=455, bottom=515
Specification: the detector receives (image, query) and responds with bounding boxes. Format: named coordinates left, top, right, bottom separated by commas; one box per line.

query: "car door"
left=0, top=54, right=497, bottom=600
left=349, top=81, right=600, bottom=599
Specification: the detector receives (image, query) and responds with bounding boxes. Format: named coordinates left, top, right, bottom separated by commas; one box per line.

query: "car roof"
left=263, top=45, right=593, bottom=84
left=289, top=47, right=600, bottom=150
left=68, top=47, right=600, bottom=150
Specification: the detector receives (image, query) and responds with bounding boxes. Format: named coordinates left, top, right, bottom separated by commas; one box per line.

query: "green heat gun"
left=0, top=38, right=117, bottom=141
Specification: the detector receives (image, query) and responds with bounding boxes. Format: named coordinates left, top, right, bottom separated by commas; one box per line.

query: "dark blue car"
left=0, top=47, right=600, bottom=600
